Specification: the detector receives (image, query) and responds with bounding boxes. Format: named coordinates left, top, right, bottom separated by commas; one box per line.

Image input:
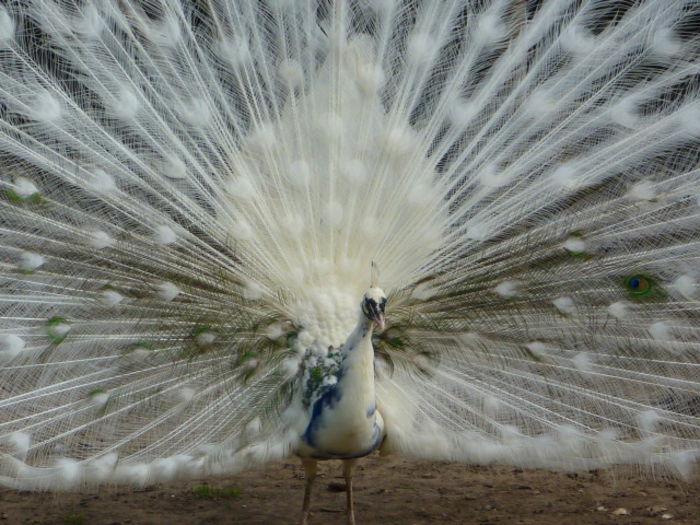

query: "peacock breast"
left=297, top=343, right=384, bottom=460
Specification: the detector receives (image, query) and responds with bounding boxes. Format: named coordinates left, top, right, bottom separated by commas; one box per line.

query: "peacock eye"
left=625, top=275, right=651, bottom=295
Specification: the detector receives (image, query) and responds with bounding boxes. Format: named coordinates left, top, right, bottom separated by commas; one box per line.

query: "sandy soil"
left=1, top=454, right=698, bottom=524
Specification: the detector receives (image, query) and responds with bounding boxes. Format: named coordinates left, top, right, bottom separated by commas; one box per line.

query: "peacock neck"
left=336, top=313, right=377, bottom=410
left=341, top=313, right=375, bottom=370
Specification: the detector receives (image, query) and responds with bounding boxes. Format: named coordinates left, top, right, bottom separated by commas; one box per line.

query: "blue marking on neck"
left=302, top=382, right=343, bottom=448
left=366, top=402, right=376, bottom=418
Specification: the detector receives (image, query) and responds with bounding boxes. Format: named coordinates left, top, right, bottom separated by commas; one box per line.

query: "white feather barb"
left=1, top=0, right=699, bottom=490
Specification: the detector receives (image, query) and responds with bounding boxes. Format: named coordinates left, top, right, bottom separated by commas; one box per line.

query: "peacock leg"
left=300, top=458, right=317, bottom=525
left=343, top=459, right=357, bottom=525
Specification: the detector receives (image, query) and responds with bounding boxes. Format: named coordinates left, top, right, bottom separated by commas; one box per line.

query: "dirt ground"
left=1, top=454, right=698, bottom=524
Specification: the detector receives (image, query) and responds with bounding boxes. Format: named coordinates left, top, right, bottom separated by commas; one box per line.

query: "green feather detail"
left=46, top=317, right=70, bottom=344
left=622, top=274, right=666, bottom=301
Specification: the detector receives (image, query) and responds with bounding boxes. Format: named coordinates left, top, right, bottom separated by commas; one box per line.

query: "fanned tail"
left=1, top=0, right=699, bottom=490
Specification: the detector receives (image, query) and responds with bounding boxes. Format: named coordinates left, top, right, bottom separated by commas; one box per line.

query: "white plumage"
left=1, top=0, right=699, bottom=522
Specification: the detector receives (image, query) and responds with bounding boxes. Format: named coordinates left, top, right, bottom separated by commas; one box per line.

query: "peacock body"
left=1, top=0, right=700, bottom=521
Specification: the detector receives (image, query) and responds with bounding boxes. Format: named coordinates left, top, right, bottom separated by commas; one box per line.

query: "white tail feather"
left=1, top=0, right=699, bottom=490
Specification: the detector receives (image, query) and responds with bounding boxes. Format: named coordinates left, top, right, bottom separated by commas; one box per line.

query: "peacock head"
left=362, top=287, right=387, bottom=331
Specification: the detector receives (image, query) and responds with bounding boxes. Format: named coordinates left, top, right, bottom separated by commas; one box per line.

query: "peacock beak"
left=374, top=312, right=385, bottom=331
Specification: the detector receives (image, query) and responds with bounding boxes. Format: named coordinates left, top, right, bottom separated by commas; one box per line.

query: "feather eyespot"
left=625, top=275, right=651, bottom=295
